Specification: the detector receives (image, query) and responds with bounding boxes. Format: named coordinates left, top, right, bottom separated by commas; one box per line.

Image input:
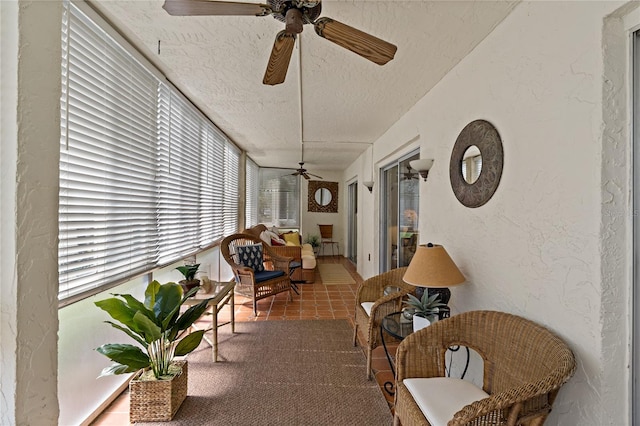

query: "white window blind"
left=258, top=168, right=300, bottom=228
left=223, top=143, right=240, bottom=236
left=156, top=88, right=203, bottom=263
left=59, top=3, right=159, bottom=299
left=245, top=158, right=259, bottom=227
left=59, top=1, right=242, bottom=301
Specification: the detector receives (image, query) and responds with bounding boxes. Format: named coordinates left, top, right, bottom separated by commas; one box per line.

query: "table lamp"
left=403, top=243, right=465, bottom=305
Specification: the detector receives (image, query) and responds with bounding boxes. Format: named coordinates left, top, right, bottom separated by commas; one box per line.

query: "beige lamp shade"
left=403, top=244, right=465, bottom=287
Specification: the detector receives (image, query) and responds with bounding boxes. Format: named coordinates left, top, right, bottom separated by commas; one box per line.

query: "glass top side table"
left=380, top=312, right=412, bottom=395
left=381, top=311, right=414, bottom=340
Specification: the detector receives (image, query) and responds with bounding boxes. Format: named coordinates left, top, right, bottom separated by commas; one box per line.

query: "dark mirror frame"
left=308, top=180, right=339, bottom=213
left=449, top=120, right=503, bottom=208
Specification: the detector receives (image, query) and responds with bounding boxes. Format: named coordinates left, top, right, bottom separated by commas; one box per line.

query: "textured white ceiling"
left=90, top=0, right=518, bottom=172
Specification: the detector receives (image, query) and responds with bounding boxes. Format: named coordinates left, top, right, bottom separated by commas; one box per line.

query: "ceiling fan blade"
left=314, top=17, right=397, bottom=65
left=308, top=173, right=323, bottom=179
left=263, top=31, right=296, bottom=86
left=302, top=173, right=311, bottom=180
left=163, top=0, right=272, bottom=16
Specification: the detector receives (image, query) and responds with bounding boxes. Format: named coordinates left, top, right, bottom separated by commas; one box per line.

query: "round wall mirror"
left=308, top=181, right=339, bottom=213
left=461, top=145, right=482, bottom=184
left=314, top=188, right=332, bottom=206
left=450, top=120, right=503, bottom=208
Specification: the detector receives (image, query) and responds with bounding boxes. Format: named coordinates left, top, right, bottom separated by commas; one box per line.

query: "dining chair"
left=318, top=224, right=339, bottom=256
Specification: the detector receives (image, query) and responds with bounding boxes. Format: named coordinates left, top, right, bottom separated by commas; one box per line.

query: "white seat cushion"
left=300, top=243, right=316, bottom=269
left=360, top=302, right=375, bottom=316
left=404, top=377, right=489, bottom=426
left=301, top=253, right=316, bottom=269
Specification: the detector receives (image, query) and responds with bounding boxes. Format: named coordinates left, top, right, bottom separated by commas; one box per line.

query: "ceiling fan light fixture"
left=285, top=8, right=304, bottom=34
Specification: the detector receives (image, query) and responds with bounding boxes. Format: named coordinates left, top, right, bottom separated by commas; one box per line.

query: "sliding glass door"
left=347, top=181, right=358, bottom=264
left=380, top=151, right=420, bottom=272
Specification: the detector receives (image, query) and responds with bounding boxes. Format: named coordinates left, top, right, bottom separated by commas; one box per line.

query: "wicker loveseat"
left=393, top=310, right=576, bottom=426
left=353, top=267, right=414, bottom=379
left=221, top=233, right=293, bottom=315
left=243, top=224, right=317, bottom=283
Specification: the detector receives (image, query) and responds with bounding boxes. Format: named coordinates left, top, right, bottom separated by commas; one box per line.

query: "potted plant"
left=176, top=263, right=200, bottom=292
left=94, top=280, right=212, bottom=422
left=305, top=234, right=321, bottom=254
left=403, top=292, right=447, bottom=332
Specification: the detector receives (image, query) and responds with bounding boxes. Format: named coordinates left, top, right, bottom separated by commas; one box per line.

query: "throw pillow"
left=266, top=229, right=286, bottom=246
left=282, top=231, right=301, bottom=246
left=259, top=230, right=273, bottom=246
left=236, top=244, right=265, bottom=272
left=271, top=238, right=286, bottom=246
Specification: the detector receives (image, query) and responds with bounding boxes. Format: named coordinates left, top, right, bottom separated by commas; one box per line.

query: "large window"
left=59, top=1, right=240, bottom=301
left=257, top=168, right=300, bottom=229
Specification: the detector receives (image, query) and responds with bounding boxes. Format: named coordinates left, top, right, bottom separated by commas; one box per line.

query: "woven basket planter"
left=129, top=360, right=187, bottom=423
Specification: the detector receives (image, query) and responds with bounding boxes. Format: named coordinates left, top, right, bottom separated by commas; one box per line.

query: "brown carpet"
left=317, top=264, right=356, bottom=285
left=139, top=320, right=392, bottom=425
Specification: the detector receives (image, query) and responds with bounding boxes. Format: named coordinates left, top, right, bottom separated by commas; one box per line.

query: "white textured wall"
left=1, top=1, right=62, bottom=424
left=1, top=1, right=19, bottom=422
left=346, top=1, right=631, bottom=424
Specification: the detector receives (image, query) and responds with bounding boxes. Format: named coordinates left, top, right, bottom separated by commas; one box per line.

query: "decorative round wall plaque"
left=308, top=180, right=339, bottom=213
left=449, top=120, right=503, bottom=208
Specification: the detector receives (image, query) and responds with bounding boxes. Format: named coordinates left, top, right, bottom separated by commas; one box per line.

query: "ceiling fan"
left=403, top=165, right=418, bottom=180
left=290, top=143, right=322, bottom=181
left=162, top=0, right=398, bottom=85
left=290, top=162, right=322, bottom=180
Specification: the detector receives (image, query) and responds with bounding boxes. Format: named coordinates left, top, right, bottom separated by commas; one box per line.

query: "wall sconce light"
left=363, top=181, right=374, bottom=193
left=409, top=159, right=435, bottom=181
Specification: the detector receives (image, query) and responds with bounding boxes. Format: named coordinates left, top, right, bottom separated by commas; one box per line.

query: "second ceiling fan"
left=291, top=161, right=322, bottom=180
left=163, top=0, right=397, bottom=85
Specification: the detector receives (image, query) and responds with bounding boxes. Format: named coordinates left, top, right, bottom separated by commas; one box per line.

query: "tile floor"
left=91, top=256, right=398, bottom=425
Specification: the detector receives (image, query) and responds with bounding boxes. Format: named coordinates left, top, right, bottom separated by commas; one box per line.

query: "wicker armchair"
left=353, top=267, right=414, bottom=379
left=394, top=310, right=576, bottom=426
left=221, top=233, right=293, bottom=315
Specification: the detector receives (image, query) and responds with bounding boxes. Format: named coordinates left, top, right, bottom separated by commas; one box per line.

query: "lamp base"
left=414, top=286, right=451, bottom=305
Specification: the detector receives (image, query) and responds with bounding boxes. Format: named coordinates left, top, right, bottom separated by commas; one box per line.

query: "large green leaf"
left=132, top=311, right=162, bottom=342
left=174, top=299, right=211, bottom=332
left=182, top=286, right=200, bottom=300
left=96, top=343, right=150, bottom=370
left=104, top=321, right=146, bottom=347
left=116, top=293, right=157, bottom=325
left=95, top=298, right=139, bottom=332
left=144, top=280, right=162, bottom=309
left=153, top=282, right=182, bottom=326
left=98, top=363, right=140, bottom=378
left=174, top=330, right=205, bottom=356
